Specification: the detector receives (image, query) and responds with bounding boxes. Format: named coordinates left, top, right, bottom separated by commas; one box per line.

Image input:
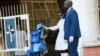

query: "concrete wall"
left=72, top=0, right=97, bottom=43
left=72, top=0, right=98, bottom=56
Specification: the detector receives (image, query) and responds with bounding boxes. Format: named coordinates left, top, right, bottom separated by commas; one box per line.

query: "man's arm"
left=64, top=15, right=69, bottom=40
left=70, top=10, right=79, bottom=36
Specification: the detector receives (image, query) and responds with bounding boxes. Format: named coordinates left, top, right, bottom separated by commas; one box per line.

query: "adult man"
left=64, top=0, right=81, bottom=56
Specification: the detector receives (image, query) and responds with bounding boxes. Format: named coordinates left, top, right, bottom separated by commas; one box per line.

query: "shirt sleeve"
left=48, top=20, right=60, bottom=31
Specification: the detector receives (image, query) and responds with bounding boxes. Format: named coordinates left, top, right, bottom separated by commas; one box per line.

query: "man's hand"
left=69, top=36, right=74, bottom=43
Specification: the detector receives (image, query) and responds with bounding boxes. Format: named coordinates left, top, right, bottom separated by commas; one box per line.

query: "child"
left=30, top=23, right=47, bottom=56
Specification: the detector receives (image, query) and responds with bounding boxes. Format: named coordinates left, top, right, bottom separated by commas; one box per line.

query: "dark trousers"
left=68, top=37, right=79, bottom=56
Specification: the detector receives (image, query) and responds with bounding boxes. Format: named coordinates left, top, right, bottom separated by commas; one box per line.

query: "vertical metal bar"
left=16, top=4, right=19, bottom=15
left=40, top=2, right=44, bottom=18
left=22, top=3, right=25, bottom=14
left=0, top=9, right=1, bottom=17
left=2, top=6, right=4, bottom=17
left=18, top=18, right=20, bottom=30
left=20, top=3, right=22, bottom=14
left=14, top=5, right=16, bottom=15
left=18, top=18, right=21, bottom=48
left=26, top=14, right=30, bottom=47
left=21, top=20, right=23, bottom=30
left=24, top=3, right=26, bottom=14
left=1, top=20, right=4, bottom=50
left=5, top=6, right=8, bottom=16
left=11, top=5, right=13, bottom=16
left=44, top=2, right=50, bottom=18
left=23, top=20, right=25, bottom=48
left=51, top=3, right=56, bottom=18
left=8, top=5, right=11, bottom=16
left=20, top=20, right=23, bottom=48
left=23, top=20, right=26, bottom=47
left=21, top=20, right=24, bottom=47
left=34, top=3, right=39, bottom=20
left=33, top=3, right=37, bottom=19
left=24, top=20, right=27, bottom=31
left=31, top=1, right=33, bottom=18
left=25, top=2, right=28, bottom=14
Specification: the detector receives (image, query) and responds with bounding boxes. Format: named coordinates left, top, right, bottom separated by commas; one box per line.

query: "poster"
left=4, top=18, right=17, bottom=49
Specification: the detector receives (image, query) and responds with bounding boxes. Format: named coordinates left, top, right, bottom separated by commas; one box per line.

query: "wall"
left=72, top=0, right=98, bottom=56
left=72, top=0, right=97, bottom=43
left=83, top=47, right=100, bottom=56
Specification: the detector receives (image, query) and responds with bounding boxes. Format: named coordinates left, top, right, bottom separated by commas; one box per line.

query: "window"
left=20, top=0, right=59, bottom=31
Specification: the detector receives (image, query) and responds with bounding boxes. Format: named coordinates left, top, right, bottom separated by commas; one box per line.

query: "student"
left=29, top=23, right=47, bottom=56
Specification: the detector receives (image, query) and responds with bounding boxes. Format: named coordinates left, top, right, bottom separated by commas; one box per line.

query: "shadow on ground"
left=44, top=44, right=60, bottom=56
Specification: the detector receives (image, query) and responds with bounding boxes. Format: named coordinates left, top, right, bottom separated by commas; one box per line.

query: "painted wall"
left=83, top=47, right=100, bottom=56
left=71, top=0, right=98, bottom=56
left=72, top=0, right=98, bottom=43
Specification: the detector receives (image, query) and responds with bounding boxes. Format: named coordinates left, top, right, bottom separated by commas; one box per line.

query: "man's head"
left=64, top=0, right=73, bottom=9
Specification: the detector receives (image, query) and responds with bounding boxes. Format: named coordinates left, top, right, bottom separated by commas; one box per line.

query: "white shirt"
left=68, top=7, right=72, bottom=13
left=48, top=19, right=68, bottom=50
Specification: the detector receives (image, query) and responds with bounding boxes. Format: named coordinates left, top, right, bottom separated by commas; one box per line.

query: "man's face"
left=64, top=0, right=71, bottom=9
left=64, top=1, right=68, bottom=9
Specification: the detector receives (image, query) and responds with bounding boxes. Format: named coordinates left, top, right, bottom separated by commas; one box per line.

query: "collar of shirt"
left=67, top=7, right=72, bottom=13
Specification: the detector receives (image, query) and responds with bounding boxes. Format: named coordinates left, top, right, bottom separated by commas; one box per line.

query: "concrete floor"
left=45, top=44, right=60, bottom=56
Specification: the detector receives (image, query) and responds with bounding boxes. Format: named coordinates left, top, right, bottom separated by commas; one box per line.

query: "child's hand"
left=43, top=35, right=47, bottom=39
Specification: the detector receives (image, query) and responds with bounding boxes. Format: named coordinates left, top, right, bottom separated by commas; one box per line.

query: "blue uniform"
left=26, top=47, right=36, bottom=56
left=64, top=8, right=81, bottom=56
left=26, top=23, right=46, bottom=56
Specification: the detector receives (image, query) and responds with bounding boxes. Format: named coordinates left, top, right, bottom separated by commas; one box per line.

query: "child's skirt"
left=26, top=49, right=36, bottom=56
left=33, top=43, right=41, bottom=52
left=33, top=41, right=47, bottom=52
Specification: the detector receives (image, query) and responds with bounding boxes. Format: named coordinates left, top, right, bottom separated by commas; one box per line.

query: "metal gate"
left=0, top=3, right=30, bottom=56
left=0, top=14, right=30, bottom=51
left=0, top=14, right=30, bottom=56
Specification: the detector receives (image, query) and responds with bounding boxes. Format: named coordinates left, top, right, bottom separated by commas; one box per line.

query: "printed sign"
left=4, top=18, right=17, bottom=49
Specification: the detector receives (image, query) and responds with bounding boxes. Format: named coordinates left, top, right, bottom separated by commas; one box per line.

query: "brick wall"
left=83, top=47, right=100, bottom=56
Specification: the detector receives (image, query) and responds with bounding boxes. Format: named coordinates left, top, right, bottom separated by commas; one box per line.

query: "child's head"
left=36, top=23, right=44, bottom=31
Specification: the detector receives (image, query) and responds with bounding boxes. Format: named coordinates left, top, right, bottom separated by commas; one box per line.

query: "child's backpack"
left=30, top=30, right=41, bottom=44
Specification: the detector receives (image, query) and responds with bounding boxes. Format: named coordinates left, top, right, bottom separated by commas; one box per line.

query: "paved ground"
left=44, top=44, right=60, bottom=56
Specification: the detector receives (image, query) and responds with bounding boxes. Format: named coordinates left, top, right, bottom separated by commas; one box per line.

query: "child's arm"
left=41, top=31, right=47, bottom=40
left=43, top=35, right=47, bottom=40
